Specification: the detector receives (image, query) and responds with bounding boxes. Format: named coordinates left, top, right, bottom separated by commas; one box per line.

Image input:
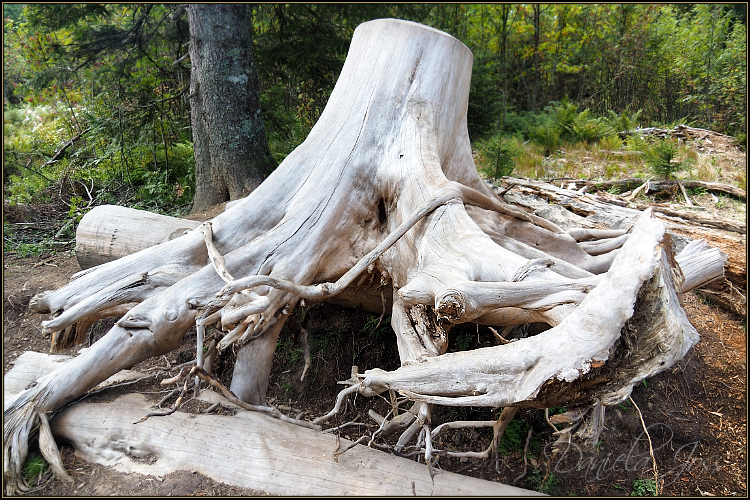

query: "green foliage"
left=525, top=99, right=609, bottom=155
left=644, top=138, right=693, bottom=179
left=475, top=134, right=521, bottom=180
left=4, top=2, right=745, bottom=225
left=467, top=53, right=503, bottom=139
left=3, top=231, right=61, bottom=257
left=308, top=327, right=343, bottom=355
left=528, top=467, right=559, bottom=494
left=3, top=4, right=194, bottom=220
left=605, top=108, right=643, bottom=136
left=599, top=134, right=624, bottom=151
left=497, top=417, right=529, bottom=455
left=455, top=331, right=474, bottom=351
left=631, top=479, right=657, bottom=496
left=22, top=454, right=48, bottom=484
left=363, top=315, right=392, bottom=342
left=548, top=406, right=567, bottom=416
left=529, top=116, right=561, bottom=157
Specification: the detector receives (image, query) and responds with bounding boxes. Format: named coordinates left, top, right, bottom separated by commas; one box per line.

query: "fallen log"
left=75, top=205, right=202, bottom=269
left=553, top=178, right=746, bottom=201
left=4, top=352, right=539, bottom=496
left=628, top=201, right=746, bottom=234
left=622, top=124, right=739, bottom=143
left=502, top=177, right=746, bottom=235
left=3, top=19, right=726, bottom=494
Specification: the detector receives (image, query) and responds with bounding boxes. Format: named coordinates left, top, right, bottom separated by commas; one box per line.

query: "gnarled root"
left=312, top=210, right=700, bottom=466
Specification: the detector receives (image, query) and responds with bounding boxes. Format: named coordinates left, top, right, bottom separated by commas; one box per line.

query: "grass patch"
left=22, top=453, right=48, bottom=486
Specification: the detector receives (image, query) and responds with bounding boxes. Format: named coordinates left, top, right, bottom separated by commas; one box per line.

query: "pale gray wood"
left=4, top=19, right=723, bottom=494
left=75, top=205, right=201, bottom=269
left=557, top=178, right=745, bottom=201
left=4, top=353, right=541, bottom=496
left=50, top=393, right=544, bottom=496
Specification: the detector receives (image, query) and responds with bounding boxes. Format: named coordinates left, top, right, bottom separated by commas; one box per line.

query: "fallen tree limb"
left=552, top=178, right=745, bottom=201
left=3, top=352, right=540, bottom=496
left=501, top=177, right=745, bottom=235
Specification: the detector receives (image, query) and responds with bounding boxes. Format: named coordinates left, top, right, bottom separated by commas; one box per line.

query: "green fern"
left=498, top=417, right=529, bottom=455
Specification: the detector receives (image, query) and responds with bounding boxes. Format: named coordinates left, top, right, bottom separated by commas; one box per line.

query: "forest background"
left=2, top=3, right=747, bottom=253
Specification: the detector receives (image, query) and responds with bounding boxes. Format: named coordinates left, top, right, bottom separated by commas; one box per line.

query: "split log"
left=4, top=19, right=726, bottom=494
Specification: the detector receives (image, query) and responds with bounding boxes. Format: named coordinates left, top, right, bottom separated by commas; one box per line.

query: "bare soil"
left=3, top=132, right=746, bottom=496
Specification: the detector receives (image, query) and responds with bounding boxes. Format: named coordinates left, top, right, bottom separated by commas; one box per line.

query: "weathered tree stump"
left=4, top=19, right=724, bottom=494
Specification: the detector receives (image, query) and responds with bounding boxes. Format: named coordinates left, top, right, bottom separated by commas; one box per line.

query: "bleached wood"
left=502, top=176, right=746, bottom=234
left=561, top=178, right=745, bottom=201
left=74, top=205, right=201, bottom=269
left=51, top=393, right=540, bottom=496
left=4, top=353, right=540, bottom=495
left=4, top=19, right=723, bottom=493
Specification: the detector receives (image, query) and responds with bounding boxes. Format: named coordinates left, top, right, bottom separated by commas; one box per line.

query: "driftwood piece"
left=52, top=394, right=541, bottom=496
left=4, top=352, right=539, bottom=496
left=3, top=20, right=726, bottom=494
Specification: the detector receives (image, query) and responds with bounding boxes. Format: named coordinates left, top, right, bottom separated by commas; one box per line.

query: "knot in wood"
left=435, top=289, right=466, bottom=322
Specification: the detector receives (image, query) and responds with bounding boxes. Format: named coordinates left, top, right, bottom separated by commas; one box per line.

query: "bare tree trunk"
left=531, top=4, right=541, bottom=113
left=4, top=20, right=723, bottom=494
left=187, top=4, right=275, bottom=213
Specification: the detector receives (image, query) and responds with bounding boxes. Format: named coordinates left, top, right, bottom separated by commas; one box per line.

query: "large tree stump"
left=4, top=19, right=724, bottom=494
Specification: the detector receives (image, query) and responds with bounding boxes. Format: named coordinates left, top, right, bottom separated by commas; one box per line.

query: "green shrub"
left=529, top=117, right=561, bottom=157
left=528, top=467, right=559, bottom=494
left=498, top=417, right=529, bottom=455
left=22, top=454, right=48, bottom=485
left=571, top=109, right=607, bottom=143
left=645, top=138, right=692, bottom=179
left=605, top=107, right=642, bottom=136
left=475, top=135, right=521, bottom=180
left=363, top=314, right=391, bottom=341
left=599, top=134, right=623, bottom=151
left=735, top=133, right=746, bottom=151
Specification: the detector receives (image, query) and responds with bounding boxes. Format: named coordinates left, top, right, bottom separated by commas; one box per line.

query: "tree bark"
left=187, top=4, right=275, bottom=213
left=4, top=19, right=725, bottom=494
